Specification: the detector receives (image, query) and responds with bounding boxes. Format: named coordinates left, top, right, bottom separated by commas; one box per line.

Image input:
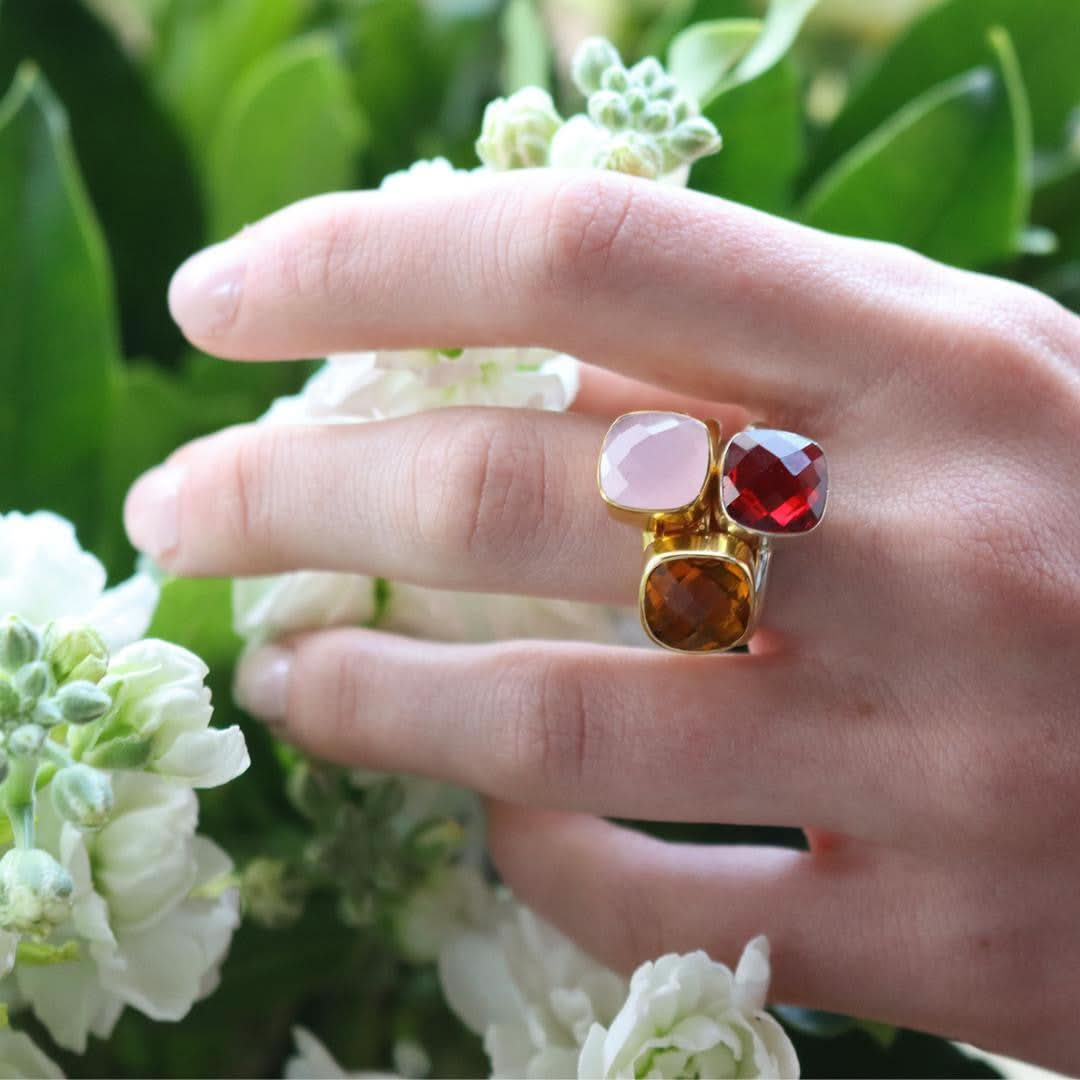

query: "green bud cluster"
left=571, top=37, right=722, bottom=179
left=0, top=615, right=121, bottom=936
left=283, top=762, right=471, bottom=937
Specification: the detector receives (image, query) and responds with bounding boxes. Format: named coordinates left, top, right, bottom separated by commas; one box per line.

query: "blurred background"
left=0, top=0, right=1076, bottom=1075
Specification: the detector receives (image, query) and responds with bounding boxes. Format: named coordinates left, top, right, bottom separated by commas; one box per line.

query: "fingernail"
left=168, top=239, right=246, bottom=339
left=124, top=464, right=183, bottom=560
left=234, top=646, right=292, bottom=725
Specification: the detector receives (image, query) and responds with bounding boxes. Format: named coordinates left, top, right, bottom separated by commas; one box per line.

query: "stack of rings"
left=598, top=412, right=828, bottom=653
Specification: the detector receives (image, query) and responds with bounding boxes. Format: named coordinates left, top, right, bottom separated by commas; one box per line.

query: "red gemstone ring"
left=598, top=412, right=828, bottom=653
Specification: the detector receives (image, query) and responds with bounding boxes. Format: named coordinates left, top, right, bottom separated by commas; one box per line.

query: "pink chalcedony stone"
left=599, top=412, right=711, bottom=512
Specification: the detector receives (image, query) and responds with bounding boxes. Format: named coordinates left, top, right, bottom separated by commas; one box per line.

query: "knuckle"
left=536, top=173, right=640, bottom=301
left=219, top=431, right=280, bottom=554
left=293, top=633, right=364, bottom=757
left=271, top=200, right=361, bottom=307
left=410, top=412, right=546, bottom=569
left=491, top=647, right=592, bottom=797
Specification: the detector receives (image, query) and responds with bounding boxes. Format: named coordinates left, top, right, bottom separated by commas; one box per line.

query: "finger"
left=488, top=806, right=1080, bottom=1059
left=572, top=363, right=752, bottom=428
left=124, top=408, right=852, bottom=639
left=233, top=628, right=896, bottom=837
left=485, top=804, right=906, bottom=1024
left=166, top=169, right=980, bottom=410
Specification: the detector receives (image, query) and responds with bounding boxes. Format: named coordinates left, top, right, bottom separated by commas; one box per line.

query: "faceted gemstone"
left=599, top=412, right=711, bottom=512
left=721, top=428, right=827, bottom=534
left=642, top=556, right=752, bottom=652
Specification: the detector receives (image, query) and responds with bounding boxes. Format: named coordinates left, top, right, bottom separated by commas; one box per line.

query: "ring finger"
left=125, top=406, right=865, bottom=641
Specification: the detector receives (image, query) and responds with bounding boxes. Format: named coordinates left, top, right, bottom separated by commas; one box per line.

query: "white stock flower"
left=577, top=938, right=799, bottom=1080
left=284, top=1026, right=401, bottom=1080
left=477, top=87, right=563, bottom=169
left=0, top=1028, right=64, bottom=1079
left=15, top=773, right=240, bottom=1053
left=264, top=348, right=579, bottom=424
left=440, top=898, right=628, bottom=1079
left=0, top=511, right=157, bottom=650
left=395, top=864, right=497, bottom=963
left=88, top=639, right=249, bottom=788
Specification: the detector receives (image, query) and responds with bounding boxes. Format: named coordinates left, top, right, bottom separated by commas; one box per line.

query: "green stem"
left=40, top=740, right=74, bottom=770
left=2, top=755, right=39, bottom=850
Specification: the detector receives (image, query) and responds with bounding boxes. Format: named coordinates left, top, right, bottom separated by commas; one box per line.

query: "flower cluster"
left=476, top=38, right=722, bottom=182
left=0, top=512, right=249, bottom=1067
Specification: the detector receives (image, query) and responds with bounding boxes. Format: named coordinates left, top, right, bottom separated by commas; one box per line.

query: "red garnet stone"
left=721, top=429, right=827, bottom=534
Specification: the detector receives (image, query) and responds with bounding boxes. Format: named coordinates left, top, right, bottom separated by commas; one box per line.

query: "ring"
left=598, top=412, right=828, bottom=653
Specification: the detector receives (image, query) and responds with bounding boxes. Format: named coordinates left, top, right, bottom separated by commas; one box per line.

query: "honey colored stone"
left=642, top=555, right=752, bottom=652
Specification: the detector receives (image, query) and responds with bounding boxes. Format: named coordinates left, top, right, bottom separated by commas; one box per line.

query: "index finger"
left=166, top=170, right=974, bottom=411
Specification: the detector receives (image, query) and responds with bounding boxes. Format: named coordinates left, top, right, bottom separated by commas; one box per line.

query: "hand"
left=124, top=170, right=1080, bottom=1071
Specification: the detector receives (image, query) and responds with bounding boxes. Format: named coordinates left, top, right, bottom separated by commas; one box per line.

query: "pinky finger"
left=486, top=803, right=894, bottom=1019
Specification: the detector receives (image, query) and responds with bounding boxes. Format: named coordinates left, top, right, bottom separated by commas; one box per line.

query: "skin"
left=124, top=171, right=1080, bottom=1071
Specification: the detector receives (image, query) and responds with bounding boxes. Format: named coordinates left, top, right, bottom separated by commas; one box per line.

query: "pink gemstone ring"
left=598, top=412, right=828, bottom=653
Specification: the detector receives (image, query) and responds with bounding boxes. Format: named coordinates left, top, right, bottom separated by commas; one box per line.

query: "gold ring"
left=598, top=412, right=828, bottom=653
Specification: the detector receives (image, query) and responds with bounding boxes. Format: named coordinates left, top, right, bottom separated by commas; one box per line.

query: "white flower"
left=395, top=864, right=498, bottom=963
left=0, top=512, right=158, bottom=651
left=0, top=1028, right=64, bottom=1079
left=233, top=572, right=378, bottom=643
left=477, top=87, right=563, bottom=169
left=378, top=156, right=479, bottom=195
left=577, top=938, right=799, bottom=1080
left=234, top=571, right=635, bottom=650
left=84, top=639, right=249, bottom=788
left=264, top=348, right=579, bottom=425
left=15, top=772, right=240, bottom=1052
left=286, top=1027, right=349, bottom=1080
left=284, top=1025, right=401, bottom=1080
left=440, top=899, right=628, bottom=1079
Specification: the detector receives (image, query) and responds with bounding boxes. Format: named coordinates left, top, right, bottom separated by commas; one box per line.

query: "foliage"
left=2, top=0, right=1076, bottom=1075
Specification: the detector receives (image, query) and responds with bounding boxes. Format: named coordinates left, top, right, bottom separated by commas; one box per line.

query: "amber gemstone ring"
left=598, top=411, right=828, bottom=654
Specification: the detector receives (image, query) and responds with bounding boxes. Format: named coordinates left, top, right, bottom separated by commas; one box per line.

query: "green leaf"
left=689, top=57, right=803, bottom=212
left=0, top=67, right=120, bottom=535
left=207, top=35, right=366, bottom=239
left=148, top=577, right=242, bottom=671
left=802, top=29, right=1032, bottom=269
left=0, top=0, right=203, bottom=364
left=150, top=0, right=314, bottom=162
left=96, top=362, right=262, bottom=576
left=681, top=0, right=819, bottom=213
left=500, top=0, right=552, bottom=94
left=668, top=19, right=762, bottom=104
left=807, top=0, right=1080, bottom=183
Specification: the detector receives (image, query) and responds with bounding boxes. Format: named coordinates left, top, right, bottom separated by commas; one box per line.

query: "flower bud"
left=241, top=857, right=306, bottom=929
left=589, top=90, right=629, bottom=131
left=600, top=65, right=630, bottom=94
left=0, top=848, right=74, bottom=935
left=0, top=617, right=40, bottom=672
left=7, top=723, right=45, bottom=757
left=630, top=57, right=664, bottom=88
left=642, top=101, right=673, bottom=133
left=625, top=87, right=648, bottom=115
left=14, top=661, right=51, bottom=702
left=0, top=677, right=20, bottom=721
left=51, top=764, right=114, bottom=830
left=43, top=620, right=109, bottom=685
left=603, top=134, right=663, bottom=179
left=54, top=680, right=113, bottom=726
left=571, top=37, right=621, bottom=95
left=670, top=117, right=723, bottom=160
left=475, top=87, right=562, bottom=170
